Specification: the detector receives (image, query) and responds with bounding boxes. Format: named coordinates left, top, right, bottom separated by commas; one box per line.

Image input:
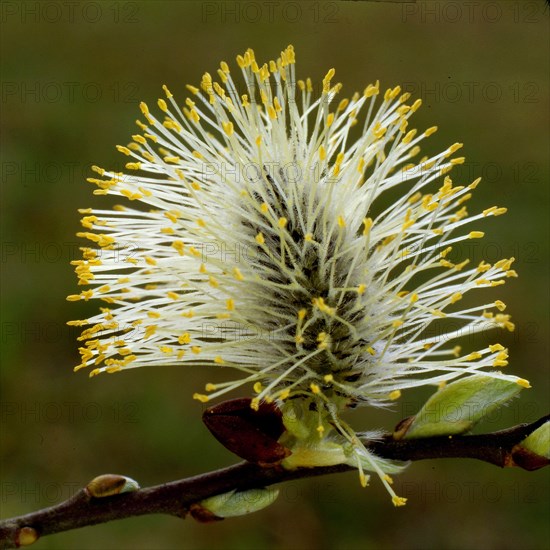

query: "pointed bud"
left=16, top=527, right=39, bottom=547
left=520, top=421, right=550, bottom=458
left=397, top=375, right=524, bottom=439
left=203, top=398, right=290, bottom=463
left=511, top=421, right=550, bottom=471
left=191, top=488, right=279, bottom=521
left=86, top=474, right=140, bottom=498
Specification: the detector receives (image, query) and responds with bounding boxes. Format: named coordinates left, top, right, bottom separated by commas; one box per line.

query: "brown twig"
left=0, top=414, right=547, bottom=549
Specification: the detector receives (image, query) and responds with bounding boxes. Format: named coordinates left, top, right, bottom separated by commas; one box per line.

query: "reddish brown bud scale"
left=510, top=445, right=550, bottom=471
left=202, top=398, right=291, bottom=464
left=189, top=503, right=224, bottom=523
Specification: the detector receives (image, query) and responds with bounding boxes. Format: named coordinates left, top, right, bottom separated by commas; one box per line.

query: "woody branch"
left=0, top=414, right=548, bottom=549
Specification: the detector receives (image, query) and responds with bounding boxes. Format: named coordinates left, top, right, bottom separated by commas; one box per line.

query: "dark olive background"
left=1, top=1, right=549, bottom=549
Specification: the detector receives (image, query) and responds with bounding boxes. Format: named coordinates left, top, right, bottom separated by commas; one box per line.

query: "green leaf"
left=401, top=375, right=526, bottom=439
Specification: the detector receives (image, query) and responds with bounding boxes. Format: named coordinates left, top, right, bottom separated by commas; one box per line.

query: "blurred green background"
left=1, top=1, right=549, bottom=549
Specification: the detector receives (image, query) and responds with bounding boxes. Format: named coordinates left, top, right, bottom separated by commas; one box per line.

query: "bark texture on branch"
left=0, top=414, right=548, bottom=549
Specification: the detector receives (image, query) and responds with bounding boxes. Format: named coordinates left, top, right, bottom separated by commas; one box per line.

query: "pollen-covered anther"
left=232, top=267, right=244, bottom=281
left=255, top=232, right=265, bottom=245
left=450, top=292, right=462, bottom=304
left=279, top=389, right=291, bottom=400
left=310, top=383, right=322, bottom=395
left=483, top=206, right=507, bottom=216
left=193, top=393, right=210, bottom=403
left=493, top=350, right=509, bottom=368
left=488, top=343, right=504, bottom=353
left=392, top=496, right=407, bottom=507
left=312, top=297, right=336, bottom=316
left=316, top=332, right=330, bottom=350
left=250, top=398, right=260, bottom=411
left=494, top=314, right=515, bottom=332
left=362, top=217, right=373, bottom=235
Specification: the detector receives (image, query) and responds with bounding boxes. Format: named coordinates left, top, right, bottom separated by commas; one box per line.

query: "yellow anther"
left=193, top=393, right=209, bottom=403
left=178, top=333, right=191, bottom=345
left=489, top=344, right=505, bottom=353
left=495, top=300, right=506, bottom=311
left=455, top=259, right=470, bottom=271
left=333, top=98, right=348, bottom=113
left=469, top=231, right=485, bottom=239
left=324, top=374, right=334, bottom=383
left=233, top=267, right=244, bottom=281
left=255, top=232, right=265, bottom=245
left=450, top=292, right=462, bottom=304
left=447, top=142, right=463, bottom=154
left=402, top=129, right=417, bottom=144
left=516, top=378, right=531, bottom=388
left=389, top=390, right=401, bottom=401
left=280, top=389, right=290, bottom=400
left=495, top=258, right=514, bottom=270
left=424, top=126, right=438, bottom=136
left=364, top=81, right=379, bottom=98
left=310, top=383, right=321, bottom=394
left=362, top=218, right=373, bottom=235
left=222, top=121, right=234, bottom=136
left=392, top=496, right=407, bottom=507
left=278, top=217, right=288, bottom=228
left=322, top=68, right=336, bottom=93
